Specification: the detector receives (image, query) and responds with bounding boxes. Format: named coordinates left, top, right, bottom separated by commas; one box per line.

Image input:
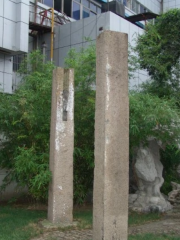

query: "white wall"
left=0, top=53, right=13, bottom=93
left=138, top=0, right=162, bottom=14
left=0, top=0, right=29, bottom=94
left=39, top=12, right=148, bottom=90
left=0, top=170, right=27, bottom=202
left=109, top=12, right=148, bottom=89
left=0, top=0, right=29, bottom=53
left=163, top=0, right=180, bottom=11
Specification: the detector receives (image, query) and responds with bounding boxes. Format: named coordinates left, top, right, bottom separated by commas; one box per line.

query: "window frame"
left=71, top=0, right=101, bottom=20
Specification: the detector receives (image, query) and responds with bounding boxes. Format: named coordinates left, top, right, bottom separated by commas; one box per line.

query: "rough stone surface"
left=48, top=68, right=74, bottom=224
left=129, top=139, right=172, bottom=213
left=93, top=31, right=129, bottom=240
left=168, top=182, right=180, bottom=205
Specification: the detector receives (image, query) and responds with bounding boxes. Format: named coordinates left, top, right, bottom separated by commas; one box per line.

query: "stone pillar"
left=93, top=31, right=129, bottom=240
left=48, top=67, right=74, bottom=224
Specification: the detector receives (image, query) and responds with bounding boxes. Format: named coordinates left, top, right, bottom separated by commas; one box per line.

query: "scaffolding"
left=29, top=1, right=70, bottom=62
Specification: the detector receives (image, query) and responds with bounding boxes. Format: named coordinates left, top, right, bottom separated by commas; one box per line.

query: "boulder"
left=129, top=139, right=172, bottom=213
left=168, top=182, right=180, bottom=205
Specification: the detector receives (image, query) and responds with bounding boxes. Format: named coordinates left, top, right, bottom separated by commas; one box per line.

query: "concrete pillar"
left=93, top=31, right=129, bottom=240
left=48, top=67, right=74, bottom=224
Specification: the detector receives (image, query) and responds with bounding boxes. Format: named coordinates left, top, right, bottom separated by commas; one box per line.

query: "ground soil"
left=30, top=206, right=180, bottom=240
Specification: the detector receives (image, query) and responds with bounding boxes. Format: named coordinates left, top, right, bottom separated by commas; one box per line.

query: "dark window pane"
left=97, top=7, right=101, bottom=14
left=123, top=0, right=127, bottom=6
left=90, top=2, right=96, bottom=12
left=54, top=0, right=61, bottom=12
left=73, top=2, right=80, bottom=20
left=83, top=7, right=90, bottom=18
left=140, top=5, right=145, bottom=13
left=44, top=0, right=53, bottom=7
left=64, top=0, right=71, bottom=17
left=82, top=0, right=89, bottom=8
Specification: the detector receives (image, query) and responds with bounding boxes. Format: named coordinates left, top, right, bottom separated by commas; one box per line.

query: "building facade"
left=1, top=0, right=179, bottom=94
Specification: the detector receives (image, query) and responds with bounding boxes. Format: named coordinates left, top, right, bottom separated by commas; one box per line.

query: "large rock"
left=129, top=139, right=172, bottom=213
left=168, top=182, right=180, bottom=205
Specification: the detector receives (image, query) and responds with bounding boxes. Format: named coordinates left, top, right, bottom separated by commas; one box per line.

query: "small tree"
left=134, top=9, right=180, bottom=99
left=65, top=44, right=180, bottom=203
left=0, top=51, right=54, bottom=200
left=130, top=92, right=180, bottom=151
left=1, top=43, right=180, bottom=203
left=133, top=9, right=180, bottom=192
left=65, top=44, right=96, bottom=204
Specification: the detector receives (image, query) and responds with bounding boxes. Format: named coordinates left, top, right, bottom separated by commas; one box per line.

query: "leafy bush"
left=1, top=42, right=180, bottom=203
left=133, top=9, right=180, bottom=193
left=134, top=9, right=180, bottom=99
left=65, top=44, right=96, bottom=204
left=161, top=145, right=180, bottom=195
left=0, top=51, right=54, bottom=201
left=129, top=92, right=180, bottom=152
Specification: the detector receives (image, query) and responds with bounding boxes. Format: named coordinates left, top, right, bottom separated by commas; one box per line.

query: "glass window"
left=140, top=5, right=145, bottom=13
left=90, top=11, right=96, bottom=16
left=73, top=2, right=80, bottom=20
left=97, top=6, right=101, bottom=14
left=82, top=0, right=89, bottom=8
left=90, top=2, right=96, bottom=12
left=132, top=1, right=137, bottom=13
left=137, top=3, right=140, bottom=13
left=43, top=0, right=53, bottom=7
left=83, top=7, right=90, bottom=18
left=123, top=0, right=127, bottom=6
left=126, top=0, right=131, bottom=9
left=54, top=0, right=62, bottom=12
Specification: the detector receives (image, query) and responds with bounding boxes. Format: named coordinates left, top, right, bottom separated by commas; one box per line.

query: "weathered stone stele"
left=48, top=67, right=74, bottom=224
left=93, top=31, right=129, bottom=240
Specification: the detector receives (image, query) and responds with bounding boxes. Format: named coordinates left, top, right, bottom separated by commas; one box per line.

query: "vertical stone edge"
left=93, top=31, right=129, bottom=240
left=48, top=67, right=74, bottom=224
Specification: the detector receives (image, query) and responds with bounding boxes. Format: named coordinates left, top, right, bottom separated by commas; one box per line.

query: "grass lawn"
left=128, top=211, right=161, bottom=226
left=0, top=206, right=46, bottom=240
left=129, top=234, right=180, bottom=240
left=73, top=209, right=162, bottom=229
left=0, top=205, right=178, bottom=240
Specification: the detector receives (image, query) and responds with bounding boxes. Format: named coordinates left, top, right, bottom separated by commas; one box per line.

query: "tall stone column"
left=93, top=31, right=129, bottom=240
left=48, top=67, right=74, bottom=224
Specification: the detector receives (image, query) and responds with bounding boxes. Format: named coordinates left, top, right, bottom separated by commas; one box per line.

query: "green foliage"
left=134, top=9, right=180, bottom=98
left=1, top=41, right=179, bottom=203
left=0, top=50, right=54, bottom=201
left=160, top=145, right=180, bottom=195
left=129, top=234, right=180, bottom=240
left=65, top=43, right=96, bottom=204
left=134, top=9, right=180, bottom=191
left=129, top=93, right=180, bottom=151
left=65, top=43, right=180, bottom=203
left=0, top=206, right=46, bottom=240
left=128, top=211, right=161, bottom=226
